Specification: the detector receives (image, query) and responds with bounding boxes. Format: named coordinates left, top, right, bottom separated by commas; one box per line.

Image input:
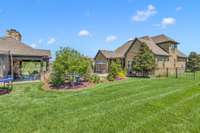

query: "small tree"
left=51, top=60, right=65, bottom=86
left=187, top=52, right=200, bottom=72
left=50, top=47, right=91, bottom=86
left=132, top=42, right=155, bottom=74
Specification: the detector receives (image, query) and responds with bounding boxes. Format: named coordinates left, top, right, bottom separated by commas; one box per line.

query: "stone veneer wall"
left=0, top=54, right=10, bottom=77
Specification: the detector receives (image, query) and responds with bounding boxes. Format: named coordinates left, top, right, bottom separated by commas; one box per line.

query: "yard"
left=0, top=78, right=200, bottom=133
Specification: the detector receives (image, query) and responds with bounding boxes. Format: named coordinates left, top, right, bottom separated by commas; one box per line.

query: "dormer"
left=151, top=34, right=179, bottom=53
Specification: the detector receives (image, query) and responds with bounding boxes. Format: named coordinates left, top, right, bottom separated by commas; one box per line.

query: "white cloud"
left=176, top=6, right=182, bottom=11
left=161, top=17, right=176, bottom=28
left=106, top=35, right=118, bottom=43
left=132, top=4, right=157, bottom=22
left=78, top=30, right=90, bottom=37
left=128, top=37, right=134, bottom=41
left=31, top=43, right=37, bottom=48
left=47, top=37, right=56, bottom=44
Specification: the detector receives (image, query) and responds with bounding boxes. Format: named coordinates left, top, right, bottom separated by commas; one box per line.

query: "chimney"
left=6, top=29, right=22, bottom=41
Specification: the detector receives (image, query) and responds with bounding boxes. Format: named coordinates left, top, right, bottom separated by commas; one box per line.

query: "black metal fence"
left=128, top=68, right=200, bottom=80
left=175, top=69, right=200, bottom=80
left=155, top=68, right=200, bottom=80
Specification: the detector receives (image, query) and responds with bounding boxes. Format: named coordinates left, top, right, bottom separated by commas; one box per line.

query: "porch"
left=11, top=55, right=50, bottom=81
left=94, top=58, right=125, bottom=74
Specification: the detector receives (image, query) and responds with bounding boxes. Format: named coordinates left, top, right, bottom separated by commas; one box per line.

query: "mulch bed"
left=0, top=89, right=11, bottom=95
left=44, top=81, right=95, bottom=91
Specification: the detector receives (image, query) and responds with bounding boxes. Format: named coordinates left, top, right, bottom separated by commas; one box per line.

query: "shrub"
left=89, top=74, right=100, bottom=83
left=50, top=47, right=92, bottom=86
left=116, top=71, right=126, bottom=79
left=50, top=61, right=65, bottom=86
left=107, top=61, right=123, bottom=81
left=84, top=63, right=93, bottom=81
left=107, top=74, right=115, bottom=81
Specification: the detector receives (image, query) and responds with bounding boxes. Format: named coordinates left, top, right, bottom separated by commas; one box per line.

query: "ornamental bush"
left=116, top=71, right=126, bottom=79
left=50, top=47, right=92, bottom=86
left=107, top=61, right=123, bottom=81
left=89, top=74, right=100, bottom=83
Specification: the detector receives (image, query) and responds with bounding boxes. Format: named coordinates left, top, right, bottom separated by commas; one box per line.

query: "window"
left=128, top=61, right=132, bottom=71
left=157, top=56, right=169, bottom=62
left=171, top=44, right=177, bottom=53
left=171, top=44, right=177, bottom=49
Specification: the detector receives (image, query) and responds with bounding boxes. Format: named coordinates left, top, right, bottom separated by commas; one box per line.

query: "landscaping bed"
left=48, top=81, right=94, bottom=91
left=0, top=88, right=11, bottom=95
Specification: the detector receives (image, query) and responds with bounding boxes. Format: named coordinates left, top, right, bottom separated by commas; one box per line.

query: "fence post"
left=166, top=68, right=169, bottom=77
left=193, top=71, right=196, bottom=80
left=176, top=68, right=178, bottom=79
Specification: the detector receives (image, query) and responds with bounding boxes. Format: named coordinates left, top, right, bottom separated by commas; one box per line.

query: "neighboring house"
left=94, top=34, right=187, bottom=75
left=0, top=29, right=51, bottom=80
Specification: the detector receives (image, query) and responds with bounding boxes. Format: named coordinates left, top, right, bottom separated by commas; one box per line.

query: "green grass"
left=0, top=78, right=200, bottom=133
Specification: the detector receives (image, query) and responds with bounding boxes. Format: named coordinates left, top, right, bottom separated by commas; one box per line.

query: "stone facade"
left=95, top=39, right=187, bottom=76
left=0, top=54, right=9, bottom=78
left=125, top=40, right=141, bottom=71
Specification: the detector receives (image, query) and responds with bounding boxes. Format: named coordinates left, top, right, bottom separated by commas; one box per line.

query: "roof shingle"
left=97, top=34, right=186, bottom=59
left=151, top=34, right=178, bottom=44
left=0, top=37, right=50, bottom=57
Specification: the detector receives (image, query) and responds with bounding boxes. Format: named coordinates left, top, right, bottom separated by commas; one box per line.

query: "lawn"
left=0, top=78, right=200, bottom=133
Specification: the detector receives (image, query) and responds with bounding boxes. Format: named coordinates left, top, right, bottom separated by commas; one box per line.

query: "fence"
left=155, top=68, right=200, bottom=80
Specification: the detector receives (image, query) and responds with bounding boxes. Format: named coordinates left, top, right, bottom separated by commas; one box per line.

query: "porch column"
left=9, top=52, right=14, bottom=78
left=19, top=61, right=22, bottom=76
left=40, top=60, right=44, bottom=73
left=46, top=60, right=49, bottom=71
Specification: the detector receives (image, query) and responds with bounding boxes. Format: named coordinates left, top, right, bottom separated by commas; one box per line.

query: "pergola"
left=0, top=37, right=51, bottom=80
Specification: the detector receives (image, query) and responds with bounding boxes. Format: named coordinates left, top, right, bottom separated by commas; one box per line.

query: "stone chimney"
left=6, top=29, right=22, bottom=41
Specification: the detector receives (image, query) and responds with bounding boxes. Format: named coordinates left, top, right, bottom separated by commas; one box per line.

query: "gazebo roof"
left=0, top=37, right=50, bottom=58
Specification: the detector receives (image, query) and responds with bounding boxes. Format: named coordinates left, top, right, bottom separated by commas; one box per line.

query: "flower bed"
left=0, top=89, right=11, bottom=95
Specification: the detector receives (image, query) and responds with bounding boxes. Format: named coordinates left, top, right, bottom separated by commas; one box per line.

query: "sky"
left=0, top=0, right=199, bottom=59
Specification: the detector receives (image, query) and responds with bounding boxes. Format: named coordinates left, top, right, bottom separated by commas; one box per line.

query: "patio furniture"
left=0, top=76, right=14, bottom=89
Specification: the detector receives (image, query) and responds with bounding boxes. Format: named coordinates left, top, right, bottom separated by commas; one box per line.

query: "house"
left=0, top=29, right=51, bottom=80
left=94, top=34, right=187, bottom=75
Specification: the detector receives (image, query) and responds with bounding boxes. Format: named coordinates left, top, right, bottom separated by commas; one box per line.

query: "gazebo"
left=0, top=29, right=51, bottom=80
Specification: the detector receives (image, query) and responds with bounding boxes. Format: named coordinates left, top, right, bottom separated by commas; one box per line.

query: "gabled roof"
left=113, top=36, right=169, bottom=58
left=95, top=34, right=186, bottom=59
left=99, top=50, right=116, bottom=58
left=0, top=37, right=50, bottom=57
left=115, top=40, right=134, bottom=58
left=137, top=36, right=169, bottom=56
left=151, top=34, right=178, bottom=44
left=177, top=50, right=187, bottom=58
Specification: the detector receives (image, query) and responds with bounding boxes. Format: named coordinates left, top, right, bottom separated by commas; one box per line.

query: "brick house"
left=94, top=34, right=187, bottom=75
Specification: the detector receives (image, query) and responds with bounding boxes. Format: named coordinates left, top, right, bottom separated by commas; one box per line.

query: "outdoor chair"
left=0, top=75, right=14, bottom=90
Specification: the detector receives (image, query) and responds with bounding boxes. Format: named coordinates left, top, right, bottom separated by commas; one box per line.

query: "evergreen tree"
left=187, top=52, right=200, bottom=71
left=132, top=42, right=155, bottom=73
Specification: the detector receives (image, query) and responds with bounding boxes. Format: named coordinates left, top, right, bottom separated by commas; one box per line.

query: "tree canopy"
left=187, top=52, right=200, bottom=71
left=132, top=42, right=155, bottom=72
left=51, top=47, right=91, bottom=85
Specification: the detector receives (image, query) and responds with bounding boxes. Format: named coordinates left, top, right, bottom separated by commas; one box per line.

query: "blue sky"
left=0, top=0, right=199, bottom=58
